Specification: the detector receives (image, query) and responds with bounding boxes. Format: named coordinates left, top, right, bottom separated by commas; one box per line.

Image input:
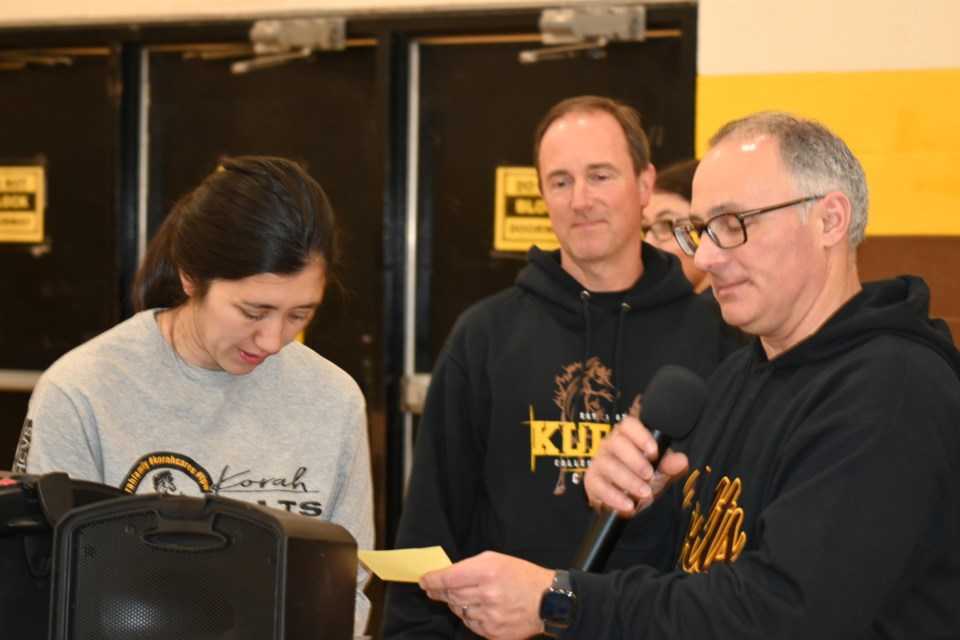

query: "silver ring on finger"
left=460, top=604, right=470, bottom=620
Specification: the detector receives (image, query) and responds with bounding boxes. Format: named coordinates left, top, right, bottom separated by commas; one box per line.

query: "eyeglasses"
left=673, top=195, right=824, bottom=257
left=642, top=220, right=680, bottom=243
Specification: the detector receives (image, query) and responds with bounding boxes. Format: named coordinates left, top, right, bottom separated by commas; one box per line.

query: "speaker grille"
left=61, top=508, right=281, bottom=639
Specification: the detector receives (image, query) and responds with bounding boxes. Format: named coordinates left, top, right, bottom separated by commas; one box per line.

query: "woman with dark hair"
left=14, top=156, right=373, bottom=634
left=641, top=158, right=712, bottom=295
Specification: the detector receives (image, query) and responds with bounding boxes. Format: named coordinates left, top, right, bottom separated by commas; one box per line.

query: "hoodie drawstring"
left=612, top=302, right=631, bottom=420
left=579, top=291, right=592, bottom=373
left=579, top=291, right=632, bottom=422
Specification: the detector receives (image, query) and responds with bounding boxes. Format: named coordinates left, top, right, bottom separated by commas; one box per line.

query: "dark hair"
left=532, top=95, right=651, bottom=175
left=709, top=111, right=869, bottom=247
left=132, top=155, right=339, bottom=311
left=653, top=158, right=699, bottom=203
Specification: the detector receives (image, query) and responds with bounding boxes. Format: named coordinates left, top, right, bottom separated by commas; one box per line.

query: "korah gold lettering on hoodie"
left=528, top=357, right=642, bottom=495
left=679, top=466, right=748, bottom=572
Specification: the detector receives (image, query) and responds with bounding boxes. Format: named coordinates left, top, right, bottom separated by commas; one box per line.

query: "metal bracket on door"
left=231, top=17, right=347, bottom=74
left=519, top=5, right=646, bottom=64
left=0, top=50, right=79, bottom=71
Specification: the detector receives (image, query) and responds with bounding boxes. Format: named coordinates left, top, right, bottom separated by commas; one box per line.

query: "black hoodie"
left=383, top=246, right=741, bottom=639
left=567, top=275, right=960, bottom=639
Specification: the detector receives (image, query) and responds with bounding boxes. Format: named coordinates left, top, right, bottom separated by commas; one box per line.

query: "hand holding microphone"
left=574, top=365, right=706, bottom=572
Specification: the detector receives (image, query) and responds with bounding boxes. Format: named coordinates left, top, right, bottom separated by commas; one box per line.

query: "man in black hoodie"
left=417, top=112, right=960, bottom=639
left=382, top=96, right=740, bottom=638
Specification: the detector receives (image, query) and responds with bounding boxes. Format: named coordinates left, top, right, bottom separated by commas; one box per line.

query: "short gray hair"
left=709, top=111, right=869, bottom=247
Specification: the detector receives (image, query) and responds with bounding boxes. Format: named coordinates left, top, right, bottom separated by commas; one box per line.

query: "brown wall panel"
left=857, top=236, right=960, bottom=344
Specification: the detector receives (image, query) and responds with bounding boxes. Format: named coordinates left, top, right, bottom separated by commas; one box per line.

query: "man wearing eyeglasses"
left=416, top=111, right=960, bottom=639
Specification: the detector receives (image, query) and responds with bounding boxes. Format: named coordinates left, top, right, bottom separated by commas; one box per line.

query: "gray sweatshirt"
left=16, top=309, right=374, bottom=634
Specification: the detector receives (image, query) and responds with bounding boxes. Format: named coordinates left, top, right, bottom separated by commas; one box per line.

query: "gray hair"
left=709, top=111, right=869, bottom=247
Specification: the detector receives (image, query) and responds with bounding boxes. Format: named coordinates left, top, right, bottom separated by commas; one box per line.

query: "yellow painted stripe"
left=696, top=69, right=960, bottom=236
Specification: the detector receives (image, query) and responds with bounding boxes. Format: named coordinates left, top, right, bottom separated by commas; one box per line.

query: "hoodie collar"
left=756, top=275, right=960, bottom=377
left=515, top=244, right=695, bottom=327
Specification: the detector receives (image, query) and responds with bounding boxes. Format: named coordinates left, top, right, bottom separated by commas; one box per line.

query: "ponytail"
left=131, top=205, right=187, bottom=311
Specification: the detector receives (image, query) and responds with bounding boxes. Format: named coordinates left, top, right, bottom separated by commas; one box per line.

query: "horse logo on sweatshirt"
left=528, top=357, right=643, bottom=495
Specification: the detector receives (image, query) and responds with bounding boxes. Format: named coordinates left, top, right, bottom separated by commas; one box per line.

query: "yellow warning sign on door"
left=0, top=166, right=45, bottom=243
left=493, top=166, right=559, bottom=252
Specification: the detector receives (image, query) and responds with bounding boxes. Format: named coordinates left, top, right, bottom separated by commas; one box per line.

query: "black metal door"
left=0, top=48, right=124, bottom=462
left=413, top=8, right=697, bottom=368
left=145, top=45, right=385, bottom=405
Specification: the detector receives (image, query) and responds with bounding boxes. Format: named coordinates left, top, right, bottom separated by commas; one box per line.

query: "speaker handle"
left=34, top=472, right=73, bottom=526
left=141, top=496, right=230, bottom=551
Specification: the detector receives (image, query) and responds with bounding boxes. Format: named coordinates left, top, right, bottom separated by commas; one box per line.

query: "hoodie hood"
left=515, top=244, right=695, bottom=330
left=513, top=245, right=714, bottom=422
left=769, top=275, right=960, bottom=377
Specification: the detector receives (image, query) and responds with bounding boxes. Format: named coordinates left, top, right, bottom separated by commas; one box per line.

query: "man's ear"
left=818, top=191, right=853, bottom=248
left=638, top=164, right=657, bottom=205
left=179, top=269, right=198, bottom=298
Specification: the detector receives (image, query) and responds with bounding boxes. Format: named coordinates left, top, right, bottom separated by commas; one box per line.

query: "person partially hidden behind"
left=415, top=111, right=960, bottom=639
left=641, top=158, right=712, bottom=296
left=13, top=156, right=374, bottom=636
left=382, top=96, right=741, bottom=638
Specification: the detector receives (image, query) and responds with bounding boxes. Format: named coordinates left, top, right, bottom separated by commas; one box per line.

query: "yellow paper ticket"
left=358, top=546, right=452, bottom=582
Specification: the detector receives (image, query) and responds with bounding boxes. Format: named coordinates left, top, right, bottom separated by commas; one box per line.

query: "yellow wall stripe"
left=696, top=68, right=960, bottom=236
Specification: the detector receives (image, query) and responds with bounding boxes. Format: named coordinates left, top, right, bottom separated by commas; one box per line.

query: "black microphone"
left=571, top=364, right=706, bottom=572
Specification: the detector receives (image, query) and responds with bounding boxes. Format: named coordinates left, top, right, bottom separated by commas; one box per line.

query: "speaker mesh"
left=61, top=508, right=280, bottom=639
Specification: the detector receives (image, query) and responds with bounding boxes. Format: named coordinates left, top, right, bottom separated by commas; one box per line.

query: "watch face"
left=540, top=588, right=577, bottom=626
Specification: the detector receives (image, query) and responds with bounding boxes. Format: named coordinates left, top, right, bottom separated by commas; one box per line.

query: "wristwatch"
left=539, top=569, right=577, bottom=637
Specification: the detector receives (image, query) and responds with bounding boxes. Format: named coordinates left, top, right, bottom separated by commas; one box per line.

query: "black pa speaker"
left=0, top=470, right=124, bottom=640
left=49, top=493, right=357, bottom=640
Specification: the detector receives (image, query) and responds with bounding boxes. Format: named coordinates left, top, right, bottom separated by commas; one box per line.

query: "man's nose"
left=570, top=180, right=591, bottom=211
left=693, top=231, right=725, bottom=272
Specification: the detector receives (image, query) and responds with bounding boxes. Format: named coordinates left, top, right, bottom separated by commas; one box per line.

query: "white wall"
left=699, top=0, right=960, bottom=74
